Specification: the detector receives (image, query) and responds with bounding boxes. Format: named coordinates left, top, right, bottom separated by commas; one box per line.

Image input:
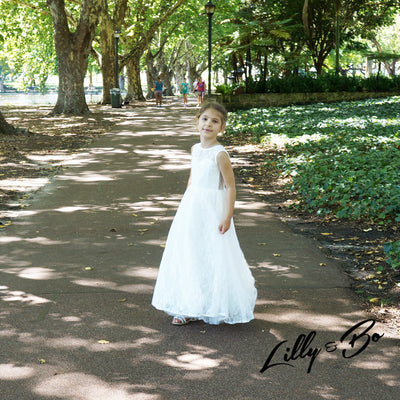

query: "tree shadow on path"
left=0, top=101, right=399, bottom=400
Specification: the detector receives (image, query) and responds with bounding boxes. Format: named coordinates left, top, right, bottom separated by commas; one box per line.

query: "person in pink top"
left=193, top=77, right=206, bottom=107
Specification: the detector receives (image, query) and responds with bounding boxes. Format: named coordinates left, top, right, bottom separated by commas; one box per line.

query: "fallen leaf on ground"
left=369, top=297, right=380, bottom=303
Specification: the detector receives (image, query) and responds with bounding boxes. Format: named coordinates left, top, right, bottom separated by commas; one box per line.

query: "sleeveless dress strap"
left=213, top=145, right=229, bottom=162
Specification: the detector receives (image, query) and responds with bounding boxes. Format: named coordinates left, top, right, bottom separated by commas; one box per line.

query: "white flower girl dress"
left=152, top=143, right=257, bottom=324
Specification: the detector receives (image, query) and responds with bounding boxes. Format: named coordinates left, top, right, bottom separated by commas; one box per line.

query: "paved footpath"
left=0, top=100, right=399, bottom=400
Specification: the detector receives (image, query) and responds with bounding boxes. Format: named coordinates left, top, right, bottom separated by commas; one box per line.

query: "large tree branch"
left=370, top=37, right=394, bottom=75
left=75, top=0, right=102, bottom=48
left=114, top=0, right=129, bottom=28
left=15, top=0, right=50, bottom=16
left=120, top=0, right=187, bottom=66
left=46, top=0, right=70, bottom=39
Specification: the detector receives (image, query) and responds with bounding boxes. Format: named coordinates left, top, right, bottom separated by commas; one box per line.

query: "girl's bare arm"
left=217, top=151, right=236, bottom=234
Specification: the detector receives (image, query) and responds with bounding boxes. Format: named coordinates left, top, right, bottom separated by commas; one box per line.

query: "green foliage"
left=215, top=83, right=243, bottom=95
left=216, top=74, right=400, bottom=94
left=225, top=96, right=400, bottom=223
left=383, top=240, right=400, bottom=270
left=0, top=1, right=55, bottom=92
left=363, top=75, right=400, bottom=91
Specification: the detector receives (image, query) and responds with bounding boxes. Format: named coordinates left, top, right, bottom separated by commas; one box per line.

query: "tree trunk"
left=314, top=58, right=324, bottom=75
left=99, top=0, right=129, bottom=104
left=53, top=46, right=89, bottom=114
left=99, top=15, right=115, bottom=104
left=188, top=61, right=197, bottom=89
left=160, top=59, right=174, bottom=96
left=126, top=57, right=146, bottom=101
left=47, top=0, right=102, bottom=115
left=0, top=111, right=15, bottom=135
left=145, top=50, right=157, bottom=99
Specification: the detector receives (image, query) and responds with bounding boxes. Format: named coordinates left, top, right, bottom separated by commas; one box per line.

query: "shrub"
left=219, top=74, right=400, bottom=95
left=383, top=240, right=400, bottom=271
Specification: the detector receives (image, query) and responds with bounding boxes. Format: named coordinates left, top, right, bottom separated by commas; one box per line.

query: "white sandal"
left=172, top=316, right=197, bottom=326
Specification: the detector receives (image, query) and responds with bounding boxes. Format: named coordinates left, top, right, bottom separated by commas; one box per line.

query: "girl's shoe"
left=172, top=316, right=197, bottom=325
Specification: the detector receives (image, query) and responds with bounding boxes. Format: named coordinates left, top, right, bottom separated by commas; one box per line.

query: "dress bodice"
left=190, top=143, right=228, bottom=190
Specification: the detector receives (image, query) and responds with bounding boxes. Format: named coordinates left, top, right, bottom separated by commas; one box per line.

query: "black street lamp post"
left=114, top=30, right=120, bottom=88
left=205, top=2, right=215, bottom=98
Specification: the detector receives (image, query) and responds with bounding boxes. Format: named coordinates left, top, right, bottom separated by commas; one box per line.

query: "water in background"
left=0, top=92, right=103, bottom=106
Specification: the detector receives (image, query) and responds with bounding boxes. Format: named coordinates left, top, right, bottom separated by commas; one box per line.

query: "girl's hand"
left=218, top=218, right=231, bottom=234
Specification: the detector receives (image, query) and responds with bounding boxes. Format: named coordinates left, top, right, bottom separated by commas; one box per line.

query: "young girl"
left=193, top=77, right=205, bottom=106
left=152, top=102, right=257, bottom=325
left=181, top=78, right=189, bottom=107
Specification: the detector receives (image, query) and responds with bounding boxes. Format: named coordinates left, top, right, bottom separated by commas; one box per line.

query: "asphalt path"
left=0, top=99, right=399, bottom=399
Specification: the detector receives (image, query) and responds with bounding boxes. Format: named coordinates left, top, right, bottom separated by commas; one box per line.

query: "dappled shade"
left=0, top=103, right=399, bottom=399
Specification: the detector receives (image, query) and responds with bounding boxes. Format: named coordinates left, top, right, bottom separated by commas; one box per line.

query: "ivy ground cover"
left=225, top=97, right=400, bottom=224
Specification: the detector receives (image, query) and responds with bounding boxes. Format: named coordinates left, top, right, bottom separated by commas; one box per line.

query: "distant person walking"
left=181, top=78, right=190, bottom=107
left=153, top=77, right=164, bottom=107
left=193, top=77, right=206, bottom=107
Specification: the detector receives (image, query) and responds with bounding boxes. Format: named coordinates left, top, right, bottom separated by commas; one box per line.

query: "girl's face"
left=197, top=108, right=225, bottom=141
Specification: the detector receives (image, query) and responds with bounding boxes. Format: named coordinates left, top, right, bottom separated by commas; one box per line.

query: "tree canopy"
left=1, top=0, right=400, bottom=117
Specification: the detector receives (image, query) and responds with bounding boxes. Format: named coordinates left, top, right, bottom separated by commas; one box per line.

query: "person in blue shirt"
left=153, top=77, right=164, bottom=107
left=181, top=77, right=190, bottom=107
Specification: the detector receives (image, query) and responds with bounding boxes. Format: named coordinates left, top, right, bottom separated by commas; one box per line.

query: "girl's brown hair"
left=196, top=101, right=228, bottom=126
